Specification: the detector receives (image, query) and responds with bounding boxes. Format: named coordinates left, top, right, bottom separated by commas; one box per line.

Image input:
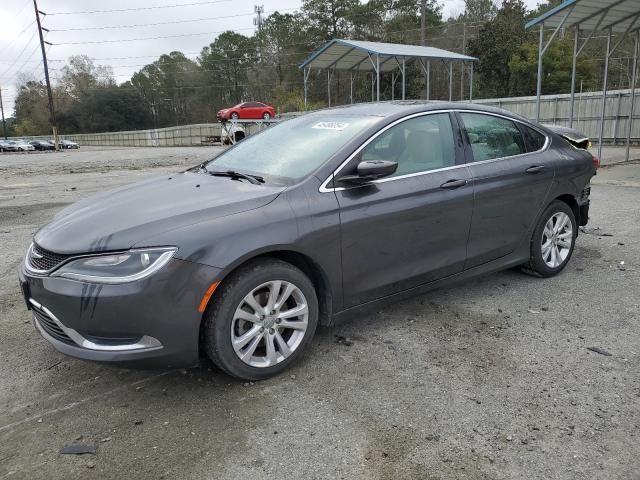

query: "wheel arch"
left=553, top=194, right=580, bottom=226
left=201, top=248, right=335, bottom=329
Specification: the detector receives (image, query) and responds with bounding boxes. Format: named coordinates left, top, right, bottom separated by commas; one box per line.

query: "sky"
left=0, top=0, right=541, bottom=116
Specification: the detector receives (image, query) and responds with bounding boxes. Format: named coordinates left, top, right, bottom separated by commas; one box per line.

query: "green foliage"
left=463, top=0, right=497, bottom=22
left=468, top=0, right=528, bottom=98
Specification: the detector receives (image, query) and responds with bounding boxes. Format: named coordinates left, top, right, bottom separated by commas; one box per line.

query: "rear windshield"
left=205, top=114, right=379, bottom=183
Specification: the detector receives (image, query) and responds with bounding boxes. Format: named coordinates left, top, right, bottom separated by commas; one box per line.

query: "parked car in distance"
left=55, top=139, right=80, bottom=149
left=20, top=102, right=597, bottom=381
left=0, top=140, right=18, bottom=152
left=217, top=102, right=276, bottom=121
left=10, top=139, right=35, bottom=151
left=30, top=140, right=56, bottom=151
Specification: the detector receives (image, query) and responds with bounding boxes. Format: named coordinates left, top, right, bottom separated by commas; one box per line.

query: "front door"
left=333, top=112, right=474, bottom=308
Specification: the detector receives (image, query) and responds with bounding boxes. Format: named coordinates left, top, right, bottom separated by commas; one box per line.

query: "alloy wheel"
left=541, top=212, right=573, bottom=268
left=231, top=280, right=309, bottom=368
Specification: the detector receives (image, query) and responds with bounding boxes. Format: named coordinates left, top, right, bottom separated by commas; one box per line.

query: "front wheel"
left=526, top=200, right=577, bottom=277
left=230, top=112, right=239, bottom=120
left=202, top=259, right=318, bottom=380
left=262, top=112, right=271, bottom=120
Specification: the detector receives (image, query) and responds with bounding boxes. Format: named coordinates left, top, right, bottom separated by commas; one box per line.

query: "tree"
left=131, top=52, right=205, bottom=127
left=463, top=0, right=497, bottom=23
left=12, top=80, right=50, bottom=135
left=468, top=0, right=528, bottom=98
left=302, top=0, right=360, bottom=43
left=199, top=32, right=257, bottom=110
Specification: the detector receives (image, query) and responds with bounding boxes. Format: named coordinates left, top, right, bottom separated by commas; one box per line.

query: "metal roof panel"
left=526, top=0, right=640, bottom=33
left=300, top=39, right=478, bottom=70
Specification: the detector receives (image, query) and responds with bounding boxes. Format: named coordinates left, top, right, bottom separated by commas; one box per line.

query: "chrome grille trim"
left=25, top=243, right=72, bottom=275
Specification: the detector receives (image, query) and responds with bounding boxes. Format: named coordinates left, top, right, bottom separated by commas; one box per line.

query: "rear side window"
left=361, top=113, right=455, bottom=177
left=460, top=113, right=526, bottom=161
left=522, top=125, right=547, bottom=152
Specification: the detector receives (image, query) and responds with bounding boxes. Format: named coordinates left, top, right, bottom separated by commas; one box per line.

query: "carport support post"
left=350, top=71, right=353, bottom=104
left=303, top=67, right=309, bottom=111
left=376, top=54, right=380, bottom=102
left=536, top=24, right=544, bottom=122
left=569, top=27, right=579, bottom=128
left=371, top=73, right=374, bottom=102
left=327, top=69, right=331, bottom=107
left=449, top=62, right=453, bottom=101
left=598, top=29, right=612, bottom=161
left=427, top=60, right=431, bottom=100
left=402, top=58, right=406, bottom=100
left=626, top=30, right=639, bottom=163
left=469, top=63, right=474, bottom=101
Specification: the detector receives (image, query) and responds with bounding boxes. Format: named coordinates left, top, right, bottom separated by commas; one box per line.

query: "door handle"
left=525, top=165, right=545, bottom=174
left=440, top=179, right=468, bottom=189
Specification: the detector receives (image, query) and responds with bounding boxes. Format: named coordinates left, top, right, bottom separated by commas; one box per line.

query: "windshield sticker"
left=312, top=122, right=350, bottom=131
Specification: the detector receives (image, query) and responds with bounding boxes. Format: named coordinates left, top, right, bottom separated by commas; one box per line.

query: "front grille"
left=29, top=243, right=71, bottom=272
left=33, top=306, right=75, bottom=346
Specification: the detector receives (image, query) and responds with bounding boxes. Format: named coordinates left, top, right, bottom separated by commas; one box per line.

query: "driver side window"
left=361, top=113, right=455, bottom=177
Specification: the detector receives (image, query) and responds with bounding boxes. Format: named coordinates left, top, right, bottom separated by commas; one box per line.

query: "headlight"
left=51, top=247, right=176, bottom=284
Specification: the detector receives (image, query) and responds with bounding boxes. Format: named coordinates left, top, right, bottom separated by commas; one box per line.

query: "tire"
left=231, top=112, right=239, bottom=120
left=526, top=200, right=577, bottom=277
left=263, top=112, right=271, bottom=120
left=203, top=258, right=318, bottom=381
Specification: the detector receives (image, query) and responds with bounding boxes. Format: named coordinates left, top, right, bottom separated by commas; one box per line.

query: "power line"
left=0, top=31, right=39, bottom=82
left=50, top=23, right=480, bottom=47
left=46, top=0, right=233, bottom=16
left=49, top=8, right=297, bottom=32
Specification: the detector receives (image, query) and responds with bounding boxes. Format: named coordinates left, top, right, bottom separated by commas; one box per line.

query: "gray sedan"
left=19, top=102, right=596, bottom=380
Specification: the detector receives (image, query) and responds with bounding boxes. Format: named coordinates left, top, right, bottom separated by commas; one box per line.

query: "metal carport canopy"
left=299, top=39, right=478, bottom=107
left=525, top=0, right=640, bottom=33
left=526, top=0, right=640, bottom=162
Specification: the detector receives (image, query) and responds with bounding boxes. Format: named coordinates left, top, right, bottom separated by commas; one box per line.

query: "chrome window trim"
left=319, top=108, right=550, bottom=193
left=30, top=298, right=162, bottom=351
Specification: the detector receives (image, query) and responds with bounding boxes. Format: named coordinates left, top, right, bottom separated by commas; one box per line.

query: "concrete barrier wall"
left=18, top=88, right=640, bottom=147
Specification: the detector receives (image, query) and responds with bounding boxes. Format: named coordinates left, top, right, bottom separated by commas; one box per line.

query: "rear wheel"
left=203, top=259, right=318, bottom=380
left=526, top=200, right=577, bottom=277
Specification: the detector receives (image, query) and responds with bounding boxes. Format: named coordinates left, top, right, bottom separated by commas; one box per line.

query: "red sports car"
left=217, top=102, right=276, bottom=121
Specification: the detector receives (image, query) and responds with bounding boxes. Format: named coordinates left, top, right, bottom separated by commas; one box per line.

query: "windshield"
left=204, top=114, right=380, bottom=183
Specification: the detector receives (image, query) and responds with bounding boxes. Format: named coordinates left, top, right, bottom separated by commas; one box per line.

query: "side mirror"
left=337, top=160, right=398, bottom=185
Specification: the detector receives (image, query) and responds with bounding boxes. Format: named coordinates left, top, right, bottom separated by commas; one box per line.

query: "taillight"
left=592, top=154, right=600, bottom=170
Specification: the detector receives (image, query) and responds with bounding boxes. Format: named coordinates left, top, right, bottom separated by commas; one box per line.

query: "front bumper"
left=19, top=258, right=222, bottom=368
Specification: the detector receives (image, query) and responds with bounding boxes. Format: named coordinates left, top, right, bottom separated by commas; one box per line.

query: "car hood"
left=34, top=171, right=286, bottom=254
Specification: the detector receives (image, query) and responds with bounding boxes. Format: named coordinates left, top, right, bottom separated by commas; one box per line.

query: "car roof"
left=312, top=101, right=534, bottom=125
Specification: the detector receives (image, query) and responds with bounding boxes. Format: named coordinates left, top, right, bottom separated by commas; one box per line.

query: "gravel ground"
left=0, top=146, right=639, bottom=480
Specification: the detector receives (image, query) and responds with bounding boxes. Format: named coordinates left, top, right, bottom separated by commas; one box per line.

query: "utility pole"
left=421, top=0, right=427, bottom=99
left=33, top=0, right=59, bottom=150
left=0, top=87, right=6, bottom=139
left=254, top=5, right=264, bottom=32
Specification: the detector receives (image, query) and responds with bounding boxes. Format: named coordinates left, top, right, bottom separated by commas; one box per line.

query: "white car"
left=10, top=140, right=35, bottom=152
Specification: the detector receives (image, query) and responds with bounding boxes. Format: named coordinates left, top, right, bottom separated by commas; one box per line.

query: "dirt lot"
left=1, top=147, right=639, bottom=480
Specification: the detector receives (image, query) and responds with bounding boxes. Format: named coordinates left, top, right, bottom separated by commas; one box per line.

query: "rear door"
left=456, top=112, right=555, bottom=268
left=333, top=112, right=474, bottom=308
